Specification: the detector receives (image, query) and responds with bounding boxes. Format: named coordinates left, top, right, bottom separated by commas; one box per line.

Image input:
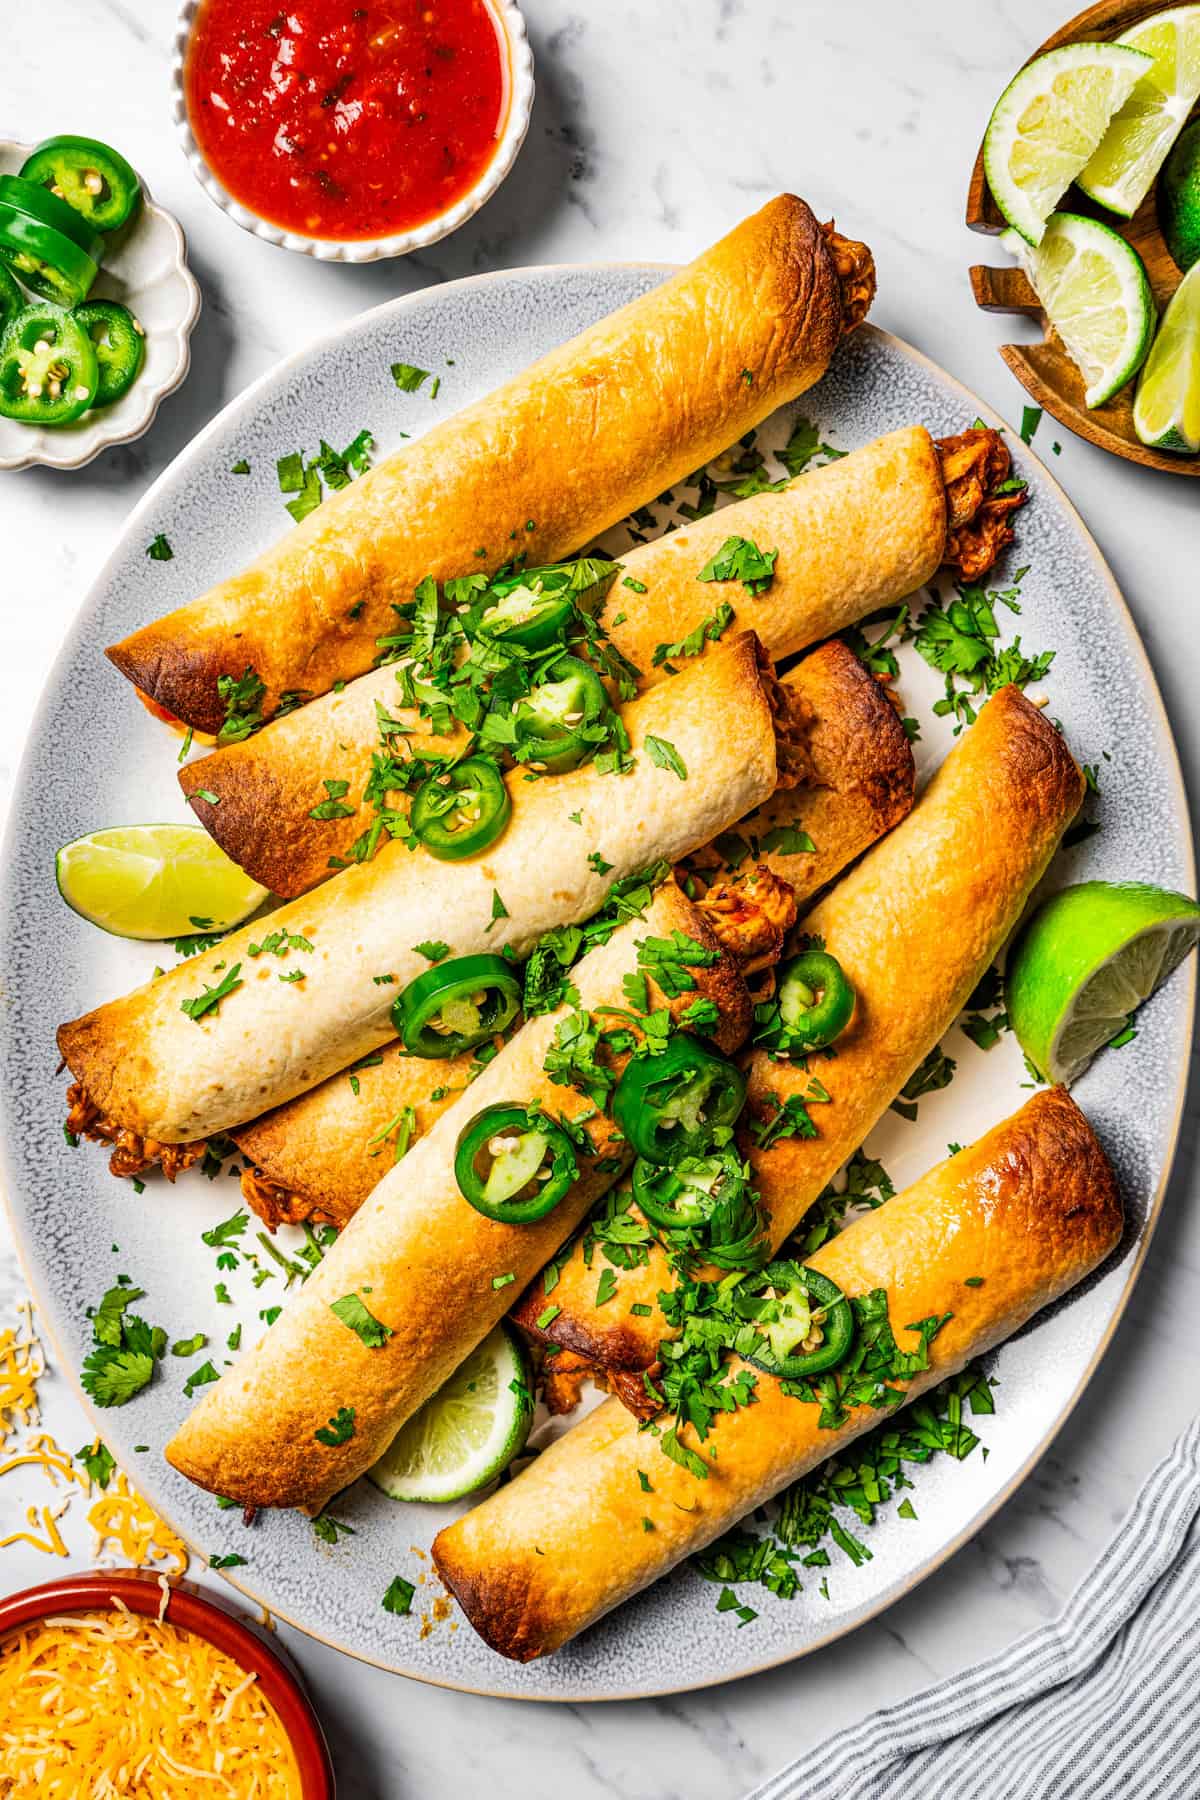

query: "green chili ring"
left=74, top=300, right=145, bottom=407
left=631, top=1148, right=746, bottom=1230
left=454, top=1103, right=578, bottom=1223
left=394, top=953, right=521, bottom=1058
left=777, top=949, right=856, bottom=1050
left=410, top=755, right=511, bottom=861
left=20, top=135, right=142, bottom=233
left=612, top=1035, right=747, bottom=1166
left=0, top=304, right=99, bottom=426
left=743, top=1263, right=854, bottom=1379
left=514, top=654, right=612, bottom=775
left=0, top=259, right=25, bottom=331
left=468, top=587, right=576, bottom=651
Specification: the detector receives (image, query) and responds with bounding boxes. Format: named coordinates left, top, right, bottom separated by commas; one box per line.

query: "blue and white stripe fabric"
left=746, top=1418, right=1200, bottom=1800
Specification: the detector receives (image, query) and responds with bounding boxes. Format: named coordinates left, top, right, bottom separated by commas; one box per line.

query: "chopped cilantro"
left=696, top=535, right=778, bottom=596
left=216, top=667, right=266, bottom=744
left=315, top=1405, right=357, bottom=1446
left=414, top=940, right=451, bottom=963
left=170, top=1333, right=208, bottom=1358
left=146, top=533, right=173, bottom=562
left=182, top=1359, right=219, bottom=1399
left=309, top=777, right=356, bottom=821
left=330, top=1292, right=393, bottom=1347
left=180, top=963, right=243, bottom=1023
left=209, top=1552, right=248, bottom=1569
left=75, top=1440, right=115, bottom=1489
left=382, top=1574, right=416, bottom=1615
left=391, top=362, right=430, bottom=392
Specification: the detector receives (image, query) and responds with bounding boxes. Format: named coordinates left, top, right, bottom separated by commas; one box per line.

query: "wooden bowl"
left=0, top=1568, right=335, bottom=1796
left=966, top=0, right=1200, bottom=476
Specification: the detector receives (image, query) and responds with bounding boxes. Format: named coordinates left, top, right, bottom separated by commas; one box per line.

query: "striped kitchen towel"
left=747, top=1416, right=1200, bottom=1800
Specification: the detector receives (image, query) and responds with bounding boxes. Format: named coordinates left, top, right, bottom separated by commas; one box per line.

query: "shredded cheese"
left=0, top=1304, right=44, bottom=1448
left=87, top=1471, right=190, bottom=1579
left=0, top=1608, right=302, bottom=1797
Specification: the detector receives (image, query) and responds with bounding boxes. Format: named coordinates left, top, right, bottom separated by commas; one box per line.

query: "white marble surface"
left=2, top=1, right=1199, bottom=1794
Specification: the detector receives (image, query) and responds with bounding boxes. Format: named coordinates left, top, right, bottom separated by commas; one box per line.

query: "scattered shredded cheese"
left=0, top=1303, right=45, bottom=1448
left=87, top=1470, right=190, bottom=1579
left=0, top=1608, right=302, bottom=1796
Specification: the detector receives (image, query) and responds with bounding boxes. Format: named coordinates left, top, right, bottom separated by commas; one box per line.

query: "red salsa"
left=185, top=0, right=509, bottom=241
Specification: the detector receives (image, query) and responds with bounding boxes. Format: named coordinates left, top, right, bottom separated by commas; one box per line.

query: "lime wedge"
left=984, top=41, right=1151, bottom=245
left=1078, top=7, right=1200, bottom=218
left=56, top=823, right=269, bottom=941
left=1134, top=263, right=1200, bottom=452
left=1007, top=880, right=1200, bottom=1085
left=369, top=1323, right=533, bottom=1504
left=1160, top=117, right=1200, bottom=270
left=1003, top=213, right=1155, bottom=407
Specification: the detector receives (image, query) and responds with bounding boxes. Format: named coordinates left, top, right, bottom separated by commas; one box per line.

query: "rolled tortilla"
left=230, top=641, right=914, bottom=1228
left=230, top=640, right=910, bottom=1231
left=513, top=683, right=1084, bottom=1376
left=165, top=882, right=755, bottom=1511
left=109, top=197, right=871, bottom=735
left=58, top=634, right=782, bottom=1144
left=181, top=427, right=943, bottom=896
left=433, top=1086, right=1123, bottom=1661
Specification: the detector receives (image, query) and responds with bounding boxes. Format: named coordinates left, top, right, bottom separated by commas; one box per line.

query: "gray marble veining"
left=2, top=2, right=1199, bottom=1795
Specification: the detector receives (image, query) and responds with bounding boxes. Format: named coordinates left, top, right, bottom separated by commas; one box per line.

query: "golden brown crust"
left=231, top=1043, right=477, bottom=1231
left=58, top=636, right=779, bottom=1144
left=220, top=643, right=904, bottom=1234
left=107, top=197, right=855, bottom=734
left=517, top=684, right=1083, bottom=1376
left=164, top=884, right=757, bottom=1511
left=176, top=429, right=939, bottom=900
left=434, top=1088, right=1122, bottom=1662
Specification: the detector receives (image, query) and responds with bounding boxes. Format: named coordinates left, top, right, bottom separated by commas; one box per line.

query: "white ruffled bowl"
left=170, top=0, right=535, bottom=263
left=0, top=141, right=201, bottom=474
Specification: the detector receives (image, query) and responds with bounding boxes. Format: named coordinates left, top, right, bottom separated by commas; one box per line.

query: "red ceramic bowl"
left=0, top=1568, right=335, bottom=1796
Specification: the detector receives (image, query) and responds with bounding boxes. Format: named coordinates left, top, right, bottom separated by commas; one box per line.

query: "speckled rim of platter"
left=0, top=262, right=1193, bottom=1701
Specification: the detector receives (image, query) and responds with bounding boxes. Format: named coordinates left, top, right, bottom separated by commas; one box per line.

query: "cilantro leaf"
left=382, top=1574, right=416, bottom=1615
left=645, top=735, right=687, bottom=781
left=330, top=1293, right=393, bottom=1348
left=146, top=533, right=173, bottom=562
left=391, top=362, right=430, bottom=392
left=216, top=667, right=266, bottom=744
left=75, top=1440, right=116, bottom=1489
left=696, top=536, right=778, bottom=596
left=315, top=1405, right=357, bottom=1447
left=180, top=963, right=243, bottom=1023
left=81, top=1345, right=155, bottom=1408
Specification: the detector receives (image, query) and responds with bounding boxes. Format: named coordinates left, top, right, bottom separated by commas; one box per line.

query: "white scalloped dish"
left=0, top=142, right=201, bottom=474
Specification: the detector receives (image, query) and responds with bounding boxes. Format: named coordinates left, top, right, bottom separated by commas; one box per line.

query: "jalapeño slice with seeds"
left=454, top=1103, right=577, bottom=1223
left=612, top=1035, right=747, bottom=1166
left=74, top=300, right=145, bottom=407
left=514, top=654, right=613, bottom=774
left=0, top=174, right=101, bottom=306
left=0, top=304, right=98, bottom=425
left=394, top=953, right=521, bottom=1058
left=742, top=1262, right=853, bottom=1379
left=20, top=135, right=142, bottom=233
left=631, top=1145, right=747, bottom=1231
left=776, top=949, right=856, bottom=1050
left=409, top=755, right=511, bottom=861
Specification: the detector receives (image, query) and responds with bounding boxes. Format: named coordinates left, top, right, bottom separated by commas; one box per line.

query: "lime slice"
left=1134, top=263, right=1200, bottom=452
left=56, top=823, right=269, bottom=941
left=1003, top=213, right=1155, bottom=406
left=369, top=1322, right=533, bottom=1504
left=984, top=41, right=1151, bottom=245
left=1160, top=117, right=1200, bottom=270
left=1077, top=7, right=1200, bottom=218
left=1007, top=880, right=1200, bottom=1085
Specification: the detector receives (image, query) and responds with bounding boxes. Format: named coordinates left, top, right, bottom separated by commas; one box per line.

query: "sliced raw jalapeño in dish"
left=631, top=1144, right=748, bottom=1230
left=776, top=949, right=855, bottom=1050
left=394, top=953, right=522, bottom=1058
left=409, top=755, right=511, bottom=861
left=454, top=1103, right=578, bottom=1223
left=0, top=304, right=98, bottom=426
left=612, top=1035, right=748, bottom=1166
left=0, top=259, right=24, bottom=330
left=0, top=174, right=100, bottom=306
left=514, top=654, right=613, bottom=774
left=20, top=135, right=142, bottom=233
left=742, top=1261, right=854, bottom=1379
left=74, top=300, right=145, bottom=406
